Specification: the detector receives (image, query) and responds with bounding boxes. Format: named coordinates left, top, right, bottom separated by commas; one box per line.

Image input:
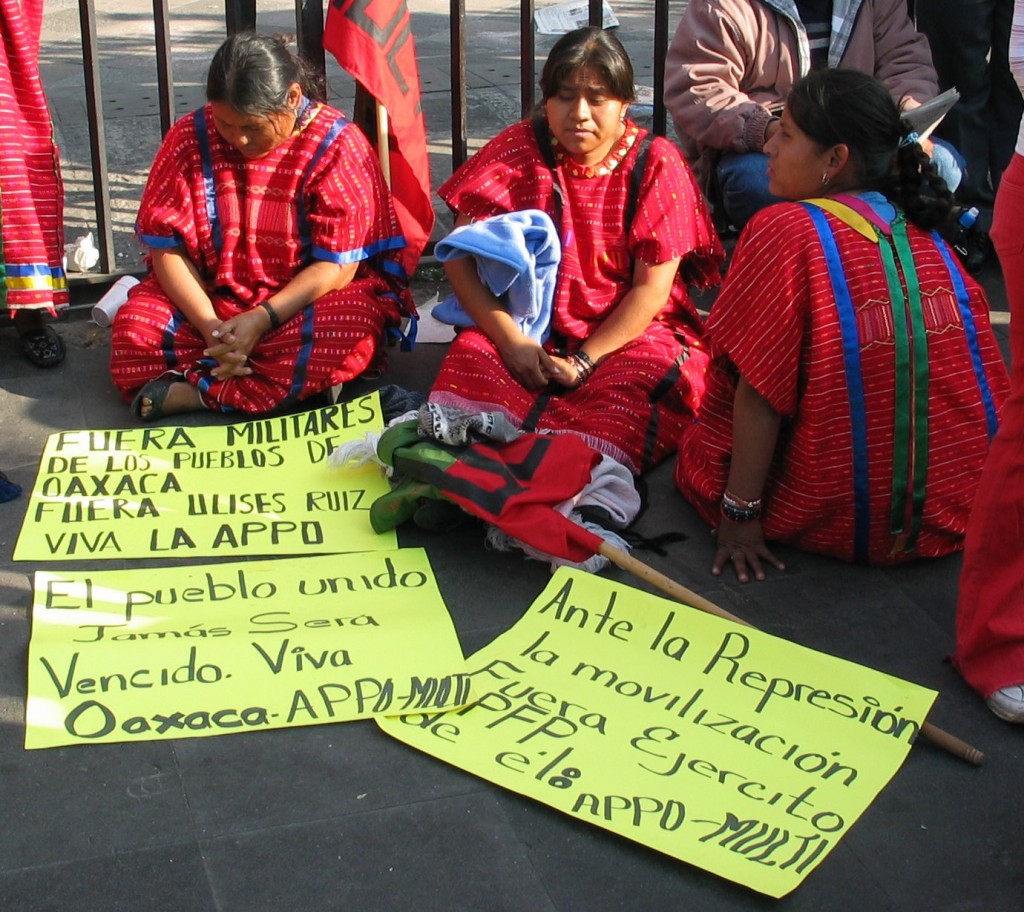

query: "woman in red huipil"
left=955, top=0, right=1024, bottom=724
left=676, top=69, right=1008, bottom=581
left=429, top=27, right=723, bottom=476
left=111, top=32, right=413, bottom=420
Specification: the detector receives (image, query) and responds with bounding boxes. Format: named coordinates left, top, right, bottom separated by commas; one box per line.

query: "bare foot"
left=132, top=380, right=203, bottom=421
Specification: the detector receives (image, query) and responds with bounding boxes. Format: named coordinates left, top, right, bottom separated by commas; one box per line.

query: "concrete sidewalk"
left=0, top=3, right=1020, bottom=910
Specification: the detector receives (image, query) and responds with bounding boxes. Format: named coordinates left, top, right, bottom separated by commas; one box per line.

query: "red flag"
left=393, top=433, right=607, bottom=564
left=324, top=0, right=435, bottom=275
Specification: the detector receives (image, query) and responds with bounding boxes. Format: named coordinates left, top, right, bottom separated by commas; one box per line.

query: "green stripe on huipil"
left=879, top=217, right=930, bottom=551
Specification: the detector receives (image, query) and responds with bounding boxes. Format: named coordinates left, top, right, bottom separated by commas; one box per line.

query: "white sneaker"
left=986, top=684, right=1024, bottom=723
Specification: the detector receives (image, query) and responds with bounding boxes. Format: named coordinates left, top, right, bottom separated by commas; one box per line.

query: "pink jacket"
left=665, top=0, right=939, bottom=178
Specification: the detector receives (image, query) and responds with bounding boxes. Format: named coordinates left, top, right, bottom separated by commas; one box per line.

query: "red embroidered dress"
left=0, top=0, right=68, bottom=313
left=110, top=102, right=412, bottom=413
left=430, top=119, right=723, bottom=474
left=676, top=197, right=1009, bottom=564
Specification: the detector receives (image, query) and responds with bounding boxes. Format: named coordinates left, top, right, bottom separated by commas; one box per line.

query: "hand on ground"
left=712, top=517, right=786, bottom=583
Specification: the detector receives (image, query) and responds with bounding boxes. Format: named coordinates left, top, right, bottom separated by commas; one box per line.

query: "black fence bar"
left=76, top=0, right=115, bottom=277
left=296, top=0, right=326, bottom=84
left=450, top=0, right=468, bottom=168
left=520, top=0, right=535, bottom=116
left=653, top=0, right=669, bottom=136
left=225, top=0, right=257, bottom=34
left=153, top=0, right=175, bottom=138
left=65, top=0, right=674, bottom=285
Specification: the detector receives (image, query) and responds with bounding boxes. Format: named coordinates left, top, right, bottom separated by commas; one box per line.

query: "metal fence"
left=47, top=0, right=674, bottom=285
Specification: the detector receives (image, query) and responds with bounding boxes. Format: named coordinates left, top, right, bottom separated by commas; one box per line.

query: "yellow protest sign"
left=379, top=569, right=937, bottom=898
left=14, top=396, right=392, bottom=561
left=27, top=549, right=469, bottom=749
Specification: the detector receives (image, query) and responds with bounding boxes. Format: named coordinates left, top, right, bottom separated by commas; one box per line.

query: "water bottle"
left=952, top=206, right=979, bottom=259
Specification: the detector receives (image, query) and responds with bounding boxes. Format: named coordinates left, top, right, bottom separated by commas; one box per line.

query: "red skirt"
left=428, top=322, right=708, bottom=474
left=109, top=277, right=402, bottom=414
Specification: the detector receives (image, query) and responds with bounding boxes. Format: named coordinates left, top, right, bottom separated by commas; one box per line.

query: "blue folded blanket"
left=432, top=209, right=561, bottom=343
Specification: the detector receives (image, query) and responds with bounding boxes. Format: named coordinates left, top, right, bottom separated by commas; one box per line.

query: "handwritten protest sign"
left=26, top=549, right=469, bottom=749
left=379, top=569, right=937, bottom=897
left=14, top=396, right=393, bottom=561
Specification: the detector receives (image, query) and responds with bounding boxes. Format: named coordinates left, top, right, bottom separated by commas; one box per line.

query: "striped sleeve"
left=135, top=115, right=200, bottom=252
left=305, top=121, right=406, bottom=263
left=704, top=205, right=813, bottom=416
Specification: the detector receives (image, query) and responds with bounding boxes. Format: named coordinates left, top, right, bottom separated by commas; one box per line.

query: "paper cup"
left=92, top=275, right=140, bottom=327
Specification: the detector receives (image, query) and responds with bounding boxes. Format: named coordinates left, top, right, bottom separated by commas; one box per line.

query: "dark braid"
left=891, top=132, right=955, bottom=231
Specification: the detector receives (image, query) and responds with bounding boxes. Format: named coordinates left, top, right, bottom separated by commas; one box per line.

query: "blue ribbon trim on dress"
left=296, top=115, right=350, bottom=258
left=377, top=249, right=410, bottom=282
left=932, top=234, right=1000, bottom=439
left=194, top=108, right=223, bottom=255
left=137, top=231, right=185, bottom=250
left=3, top=263, right=68, bottom=291
left=4, top=263, right=67, bottom=277
left=311, top=234, right=407, bottom=266
left=800, top=202, right=872, bottom=564
left=282, top=305, right=317, bottom=406
left=161, top=309, right=184, bottom=371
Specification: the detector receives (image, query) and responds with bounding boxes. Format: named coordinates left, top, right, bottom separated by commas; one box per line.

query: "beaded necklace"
left=553, top=123, right=640, bottom=178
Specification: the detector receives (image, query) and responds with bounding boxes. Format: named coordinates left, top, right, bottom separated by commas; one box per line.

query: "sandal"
left=130, top=379, right=175, bottom=422
left=18, top=325, right=66, bottom=368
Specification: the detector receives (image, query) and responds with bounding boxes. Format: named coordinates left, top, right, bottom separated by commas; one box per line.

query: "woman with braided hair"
left=676, top=68, right=1009, bottom=582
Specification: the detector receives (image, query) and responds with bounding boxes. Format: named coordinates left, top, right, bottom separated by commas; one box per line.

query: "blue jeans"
left=917, top=0, right=1022, bottom=230
left=930, top=137, right=966, bottom=194
left=715, top=152, right=778, bottom=229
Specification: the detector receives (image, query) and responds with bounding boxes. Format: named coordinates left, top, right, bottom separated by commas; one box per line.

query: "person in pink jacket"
left=664, top=0, right=960, bottom=229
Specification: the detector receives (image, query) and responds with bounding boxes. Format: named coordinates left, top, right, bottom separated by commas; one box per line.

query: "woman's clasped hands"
left=202, top=307, right=270, bottom=380
left=496, top=333, right=582, bottom=390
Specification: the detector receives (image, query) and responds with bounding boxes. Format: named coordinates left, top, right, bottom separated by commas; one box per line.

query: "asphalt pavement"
left=0, top=2, right=1020, bottom=910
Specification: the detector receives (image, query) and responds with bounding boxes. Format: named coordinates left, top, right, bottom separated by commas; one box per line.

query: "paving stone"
left=172, top=721, right=487, bottom=838
left=200, top=792, right=558, bottom=912
left=0, top=843, right=215, bottom=912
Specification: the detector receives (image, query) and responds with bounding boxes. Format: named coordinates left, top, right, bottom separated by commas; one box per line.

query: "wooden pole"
left=353, top=82, right=392, bottom=188
left=375, top=102, right=392, bottom=186
left=597, top=541, right=985, bottom=767
left=598, top=541, right=750, bottom=627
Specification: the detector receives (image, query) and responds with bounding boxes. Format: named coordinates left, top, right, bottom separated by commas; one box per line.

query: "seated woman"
left=428, top=27, right=723, bottom=476
left=675, top=68, right=1010, bottom=582
left=111, top=32, right=413, bottom=420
